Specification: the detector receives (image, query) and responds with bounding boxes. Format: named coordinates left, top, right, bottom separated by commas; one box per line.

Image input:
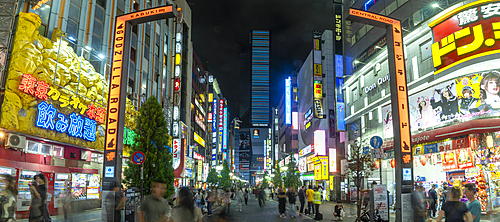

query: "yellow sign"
left=194, top=132, right=205, bottom=147
left=319, top=156, right=329, bottom=180
left=314, top=164, right=322, bottom=181
left=314, top=64, right=322, bottom=77
left=329, top=176, right=334, bottom=191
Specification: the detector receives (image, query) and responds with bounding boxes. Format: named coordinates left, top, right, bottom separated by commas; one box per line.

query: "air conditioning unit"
left=127, top=86, right=133, bottom=95
left=133, top=93, right=138, bottom=100
left=6, top=134, right=26, bottom=149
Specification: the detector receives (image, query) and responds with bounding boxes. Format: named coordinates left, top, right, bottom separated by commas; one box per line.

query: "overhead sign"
left=131, top=151, right=145, bottom=165
left=429, top=0, right=500, bottom=74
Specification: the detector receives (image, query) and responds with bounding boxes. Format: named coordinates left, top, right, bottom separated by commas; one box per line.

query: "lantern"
left=391, top=159, right=395, bottom=168
left=375, top=160, right=380, bottom=169
left=421, top=155, right=427, bottom=166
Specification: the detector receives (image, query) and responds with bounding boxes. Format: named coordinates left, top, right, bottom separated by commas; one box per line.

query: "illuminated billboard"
left=314, top=130, right=326, bottom=156
left=329, top=148, right=337, bottom=173
left=223, top=107, right=228, bottom=150
left=285, top=77, right=292, bottom=125
left=429, top=0, right=500, bottom=75
left=292, top=111, right=298, bottom=130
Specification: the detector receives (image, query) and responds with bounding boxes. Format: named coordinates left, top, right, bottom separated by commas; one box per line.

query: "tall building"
left=251, top=30, right=270, bottom=127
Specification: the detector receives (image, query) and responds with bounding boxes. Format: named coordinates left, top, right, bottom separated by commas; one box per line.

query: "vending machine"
left=71, top=173, right=87, bottom=200
left=54, top=173, right=71, bottom=209
left=87, top=174, right=101, bottom=199
left=17, top=170, right=38, bottom=211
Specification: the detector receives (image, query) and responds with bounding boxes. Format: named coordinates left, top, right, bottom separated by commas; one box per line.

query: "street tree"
left=207, top=168, right=219, bottom=188
left=261, top=176, right=269, bottom=188
left=283, top=154, right=302, bottom=189
left=219, top=160, right=232, bottom=189
left=124, top=96, right=174, bottom=197
left=346, top=140, right=376, bottom=220
left=272, top=165, right=283, bottom=189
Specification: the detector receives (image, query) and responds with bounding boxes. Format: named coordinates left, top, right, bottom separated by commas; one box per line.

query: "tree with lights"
left=123, top=96, right=174, bottom=197
left=283, top=154, right=302, bottom=190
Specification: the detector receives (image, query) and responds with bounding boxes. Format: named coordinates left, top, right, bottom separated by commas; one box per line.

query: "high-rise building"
left=250, top=30, right=270, bottom=127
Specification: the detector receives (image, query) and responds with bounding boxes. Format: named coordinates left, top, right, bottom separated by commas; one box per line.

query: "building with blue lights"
left=251, top=30, right=270, bottom=127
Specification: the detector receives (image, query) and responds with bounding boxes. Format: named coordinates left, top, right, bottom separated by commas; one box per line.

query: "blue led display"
left=36, top=101, right=97, bottom=141
left=55, top=113, right=69, bottom=133
left=83, top=117, right=97, bottom=142
left=364, top=0, right=376, bottom=11
left=285, top=77, right=292, bottom=124
left=36, top=101, right=56, bottom=130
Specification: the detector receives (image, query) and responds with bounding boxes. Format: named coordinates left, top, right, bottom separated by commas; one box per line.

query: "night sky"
left=189, top=0, right=334, bottom=120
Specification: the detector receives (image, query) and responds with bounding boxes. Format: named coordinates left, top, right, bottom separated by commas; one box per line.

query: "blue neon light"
left=36, top=101, right=96, bottom=141
left=364, top=0, right=375, bottom=11
left=223, top=107, right=228, bottom=150
left=83, top=117, right=97, bottom=142
left=55, top=113, right=69, bottom=133
left=285, top=77, right=292, bottom=125
left=36, top=101, right=56, bottom=130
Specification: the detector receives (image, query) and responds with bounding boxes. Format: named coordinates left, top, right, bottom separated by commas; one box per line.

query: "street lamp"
left=432, top=3, right=444, bottom=9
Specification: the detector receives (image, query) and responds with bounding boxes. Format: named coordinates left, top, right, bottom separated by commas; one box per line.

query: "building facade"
left=343, top=0, right=500, bottom=212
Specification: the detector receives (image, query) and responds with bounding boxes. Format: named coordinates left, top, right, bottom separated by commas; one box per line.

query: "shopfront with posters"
left=344, top=0, right=500, bottom=215
left=0, top=12, right=137, bottom=218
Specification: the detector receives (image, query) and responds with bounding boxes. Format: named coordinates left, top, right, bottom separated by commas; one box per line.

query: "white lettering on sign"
left=173, top=139, right=181, bottom=169
left=364, top=74, right=390, bottom=93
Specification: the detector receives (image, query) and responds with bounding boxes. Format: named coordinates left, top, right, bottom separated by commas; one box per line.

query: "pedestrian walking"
left=464, top=183, right=481, bottom=222
left=428, top=184, right=438, bottom=218
left=254, top=188, right=258, bottom=199
left=0, top=174, right=17, bottom=222
left=298, top=186, right=306, bottom=214
left=412, top=184, right=427, bottom=222
left=436, top=186, right=473, bottom=222
left=236, top=188, right=244, bottom=212
left=206, top=191, right=215, bottom=217
left=287, top=187, right=298, bottom=218
left=29, top=173, right=50, bottom=222
left=278, top=188, right=287, bottom=217
left=62, top=190, right=74, bottom=221
left=167, top=186, right=203, bottom=222
left=139, top=180, right=168, bottom=222
left=306, top=185, right=315, bottom=215
left=258, top=187, right=266, bottom=208
left=313, top=187, right=322, bottom=220
left=244, top=189, right=249, bottom=205
left=333, top=201, right=344, bottom=221
left=222, top=188, right=232, bottom=215
left=195, top=190, right=204, bottom=209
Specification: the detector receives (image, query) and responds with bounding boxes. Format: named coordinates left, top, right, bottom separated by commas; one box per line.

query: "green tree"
left=261, top=175, right=269, bottom=188
left=219, top=161, right=232, bottom=189
left=346, top=141, right=376, bottom=220
left=272, top=165, right=283, bottom=189
left=283, top=154, right=302, bottom=189
left=123, top=96, right=174, bottom=198
left=206, top=168, right=219, bottom=187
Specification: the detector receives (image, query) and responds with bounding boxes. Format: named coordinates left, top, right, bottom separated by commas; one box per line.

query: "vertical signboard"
left=313, top=31, right=324, bottom=118
left=103, top=6, right=176, bottom=194
left=223, top=107, right=228, bottom=160
left=218, top=99, right=224, bottom=163
left=314, top=130, right=326, bottom=156
left=329, top=148, right=337, bottom=173
left=348, top=8, right=413, bottom=222
left=285, top=77, right=292, bottom=125
left=334, top=3, right=345, bottom=132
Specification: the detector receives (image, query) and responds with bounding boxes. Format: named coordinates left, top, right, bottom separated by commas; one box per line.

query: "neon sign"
left=285, top=77, right=292, bottom=125
left=223, top=107, right=228, bottom=150
left=173, top=139, right=181, bottom=169
left=314, top=130, right=326, bottom=156
left=17, top=74, right=98, bottom=142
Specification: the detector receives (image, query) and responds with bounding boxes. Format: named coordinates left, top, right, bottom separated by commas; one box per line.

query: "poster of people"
left=383, top=70, right=499, bottom=139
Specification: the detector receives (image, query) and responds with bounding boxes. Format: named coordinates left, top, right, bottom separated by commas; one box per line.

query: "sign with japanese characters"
left=429, top=0, right=500, bottom=74
left=173, top=139, right=181, bottom=169
left=334, top=3, right=343, bottom=55
left=18, top=74, right=101, bottom=142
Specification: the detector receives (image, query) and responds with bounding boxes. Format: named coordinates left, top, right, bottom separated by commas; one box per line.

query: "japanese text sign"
left=429, top=0, right=500, bottom=74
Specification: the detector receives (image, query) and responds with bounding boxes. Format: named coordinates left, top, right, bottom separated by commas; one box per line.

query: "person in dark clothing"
left=429, top=184, right=438, bottom=218
left=278, top=189, right=287, bottom=218
left=437, top=186, right=473, bottom=222
left=244, top=189, right=249, bottom=205
left=298, top=186, right=306, bottom=214
left=287, top=187, right=298, bottom=218
left=29, top=173, right=49, bottom=222
left=258, top=188, right=266, bottom=208
left=334, top=202, right=344, bottom=221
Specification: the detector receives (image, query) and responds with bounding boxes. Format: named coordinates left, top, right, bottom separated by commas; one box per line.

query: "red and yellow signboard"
left=429, top=0, right=500, bottom=74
